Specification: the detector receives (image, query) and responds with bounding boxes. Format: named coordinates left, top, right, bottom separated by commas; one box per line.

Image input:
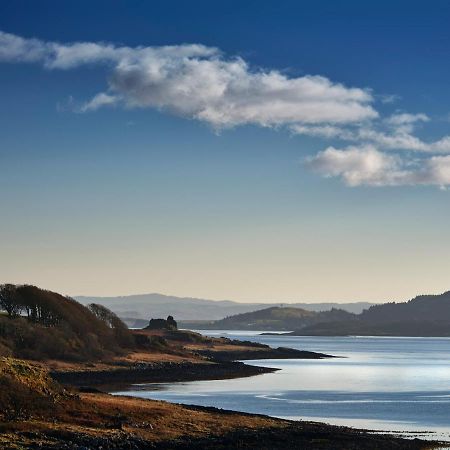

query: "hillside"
left=0, top=357, right=66, bottom=420
left=0, top=284, right=134, bottom=361
left=181, top=306, right=355, bottom=331
left=361, top=291, right=450, bottom=323
left=289, top=291, right=450, bottom=336
left=76, top=293, right=373, bottom=322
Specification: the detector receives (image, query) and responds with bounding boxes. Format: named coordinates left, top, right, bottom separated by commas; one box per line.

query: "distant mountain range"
left=75, top=293, right=374, bottom=324
left=178, top=290, right=450, bottom=336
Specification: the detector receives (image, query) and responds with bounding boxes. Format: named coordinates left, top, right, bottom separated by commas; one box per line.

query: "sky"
left=1, top=0, right=450, bottom=302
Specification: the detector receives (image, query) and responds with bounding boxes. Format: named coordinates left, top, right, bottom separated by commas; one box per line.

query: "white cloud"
left=306, top=145, right=403, bottom=186
left=385, top=112, right=429, bottom=135
left=356, top=124, right=450, bottom=154
left=307, top=145, right=450, bottom=187
left=385, top=112, right=429, bottom=126
left=0, top=30, right=377, bottom=128
left=421, top=155, right=450, bottom=186
left=431, top=136, right=450, bottom=153
left=0, top=31, right=50, bottom=63
left=357, top=127, right=431, bottom=151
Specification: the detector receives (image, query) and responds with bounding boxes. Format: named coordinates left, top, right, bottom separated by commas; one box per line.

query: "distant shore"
left=51, top=360, right=277, bottom=389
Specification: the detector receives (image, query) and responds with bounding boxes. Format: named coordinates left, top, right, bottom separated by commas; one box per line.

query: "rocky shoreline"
left=9, top=406, right=439, bottom=450
left=49, top=338, right=332, bottom=388
left=50, top=360, right=278, bottom=388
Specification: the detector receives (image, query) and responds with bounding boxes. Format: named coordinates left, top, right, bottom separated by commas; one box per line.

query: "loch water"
left=112, top=332, right=450, bottom=441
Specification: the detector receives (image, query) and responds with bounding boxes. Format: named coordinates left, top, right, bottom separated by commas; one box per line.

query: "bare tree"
left=88, top=303, right=133, bottom=347
left=88, top=303, right=113, bottom=325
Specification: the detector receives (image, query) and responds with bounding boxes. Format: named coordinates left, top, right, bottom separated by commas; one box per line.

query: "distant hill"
left=75, top=293, right=374, bottom=322
left=289, top=291, right=450, bottom=336
left=180, top=306, right=356, bottom=331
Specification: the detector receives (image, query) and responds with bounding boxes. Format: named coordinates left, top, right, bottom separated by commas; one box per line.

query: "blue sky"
left=1, top=1, right=450, bottom=301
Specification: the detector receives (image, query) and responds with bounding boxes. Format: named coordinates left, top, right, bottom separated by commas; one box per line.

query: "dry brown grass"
left=0, top=391, right=286, bottom=446
left=78, top=393, right=285, bottom=440
left=36, top=351, right=205, bottom=373
left=34, top=331, right=267, bottom=374
left=116, top=351, right=207, bottom=364
left=184, top=343, right=267, bottom=352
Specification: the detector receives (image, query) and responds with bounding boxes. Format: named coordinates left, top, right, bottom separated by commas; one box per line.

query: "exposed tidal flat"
left=112, top=332, right=450, bottom=443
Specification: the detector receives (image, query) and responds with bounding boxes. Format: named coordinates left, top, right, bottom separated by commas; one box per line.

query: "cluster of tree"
left=0, top=284, right=83, bottom=327
left=0, top=284, right=134, bottom=361
left=0, top=284, right=24, bottom=319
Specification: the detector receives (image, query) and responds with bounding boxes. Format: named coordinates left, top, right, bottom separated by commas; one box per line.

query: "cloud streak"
left=293, top=112, right=450, bottom=154
left=0, top=30, right=376, bottom=128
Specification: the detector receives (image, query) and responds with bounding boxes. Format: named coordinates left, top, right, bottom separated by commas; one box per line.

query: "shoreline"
left=50, top=360, right=278, bottom=389
left=6, top=392, right=441, bottom=450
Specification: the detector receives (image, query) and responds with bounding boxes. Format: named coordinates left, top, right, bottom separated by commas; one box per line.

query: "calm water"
left=112, top=331, right=450, bottom=441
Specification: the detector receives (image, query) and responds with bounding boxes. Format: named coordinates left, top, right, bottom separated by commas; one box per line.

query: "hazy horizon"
left=6, top=277, right=450, bottom=304
left=73, top=289, right=439, bottom=305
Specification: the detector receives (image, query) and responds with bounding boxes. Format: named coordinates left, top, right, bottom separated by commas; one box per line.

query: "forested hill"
left=360, top=291, right=450, bottom=323
left=289, top=291, right=450, bottom=336
left=180, top=306, right=356, bottom=331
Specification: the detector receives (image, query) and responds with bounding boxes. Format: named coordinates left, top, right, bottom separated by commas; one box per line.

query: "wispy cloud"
left=385, top=112, right=429, bottom=127
left=293, top=111, right=450, bottom=154
left=378, top=93, right=401, bottom=104
left=1, top=30, right=449, bottom=188
left=79, top=92, right=118, bottom=112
